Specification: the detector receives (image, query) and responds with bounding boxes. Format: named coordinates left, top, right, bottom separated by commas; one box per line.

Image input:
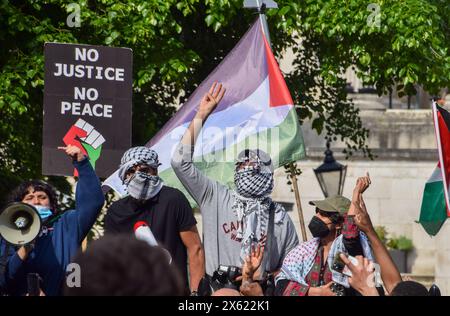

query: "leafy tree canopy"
left=1, top=0, right=448, bottom=206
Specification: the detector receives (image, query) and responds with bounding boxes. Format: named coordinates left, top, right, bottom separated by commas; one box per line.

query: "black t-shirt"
left=104, top=186, right=197, bottom=287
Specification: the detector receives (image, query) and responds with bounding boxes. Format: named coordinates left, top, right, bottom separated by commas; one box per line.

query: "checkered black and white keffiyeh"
left=232, top=149, right=286, bottom=265
left=118, top=146, right=161, bottom=182
left=118, top=146, right=163, bottom=200
left=234, top=165, right=274, bottom=198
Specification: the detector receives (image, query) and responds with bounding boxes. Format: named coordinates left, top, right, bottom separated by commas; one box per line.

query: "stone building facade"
left=269, top=93, right=450, bottom=294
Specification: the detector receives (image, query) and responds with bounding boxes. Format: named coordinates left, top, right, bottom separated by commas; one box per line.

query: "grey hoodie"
left=171, top=143, right=299, bottom=276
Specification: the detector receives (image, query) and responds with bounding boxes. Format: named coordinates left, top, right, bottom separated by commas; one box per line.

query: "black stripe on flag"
left=437, top=105, right=450, bottom=131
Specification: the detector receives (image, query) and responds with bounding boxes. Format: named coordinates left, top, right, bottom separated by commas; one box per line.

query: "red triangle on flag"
left=436, top=105, right=450, bottom=216
left=262, top=32, right=294, bottom=107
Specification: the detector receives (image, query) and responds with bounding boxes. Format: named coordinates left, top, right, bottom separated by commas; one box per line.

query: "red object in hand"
left=134, top=221, right=158, bottom=247
left=133, top=221, right=149, bottom=231
left=63, top=125, right=88, bottom=177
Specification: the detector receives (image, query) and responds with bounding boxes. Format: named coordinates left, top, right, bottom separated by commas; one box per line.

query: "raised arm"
left=58, top=145, right=105, bottom=241
left=343, top=176, right=371, bottom=256
left=350, top=174, right=402, bottom=294
left=171, top=82, right=227, bottom=207
left=181, top=82, right=226, bottom=147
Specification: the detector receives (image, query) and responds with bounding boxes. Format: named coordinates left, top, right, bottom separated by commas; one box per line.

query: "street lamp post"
left=314, top=142, right=347, bottom=197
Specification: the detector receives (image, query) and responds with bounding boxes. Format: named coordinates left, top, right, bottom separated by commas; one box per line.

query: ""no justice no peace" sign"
left=43, top=43, right=132, bottom=178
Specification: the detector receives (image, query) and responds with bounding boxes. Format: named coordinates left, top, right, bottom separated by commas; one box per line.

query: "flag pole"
left=245, top=0, right=308, bottom=242
left=256, top=1, right=272, bottom=47
left=243, top=0, right=276, bottom=48
left=288, top=163, right=308, bottom=242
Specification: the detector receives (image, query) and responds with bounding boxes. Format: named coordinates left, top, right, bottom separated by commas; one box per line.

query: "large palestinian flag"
left=103, top=20, right=305, bottom=202
left=419, top=102, right=450, bottom=235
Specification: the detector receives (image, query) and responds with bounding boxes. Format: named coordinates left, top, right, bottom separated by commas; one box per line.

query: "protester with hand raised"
left=0, top=144, right=104, bottom=296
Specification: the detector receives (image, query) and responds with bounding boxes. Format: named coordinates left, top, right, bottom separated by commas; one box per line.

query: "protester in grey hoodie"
left=171, top=82, right=299, bottom=282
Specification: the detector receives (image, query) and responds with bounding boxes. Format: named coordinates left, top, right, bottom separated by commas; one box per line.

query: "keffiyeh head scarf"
left=234, top=149, right=274, bottom=198
left=232, top=149, right=286, bottom=265
left=118, top=146, right=163, bottom=200
left=276, top=233, right=376, bottom=289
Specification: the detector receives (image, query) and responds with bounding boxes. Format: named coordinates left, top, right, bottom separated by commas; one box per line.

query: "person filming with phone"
left=275, top=174, right=380, bottom=296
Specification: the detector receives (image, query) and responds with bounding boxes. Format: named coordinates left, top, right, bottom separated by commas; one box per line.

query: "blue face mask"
left=34, top=205, right=53, bottom=220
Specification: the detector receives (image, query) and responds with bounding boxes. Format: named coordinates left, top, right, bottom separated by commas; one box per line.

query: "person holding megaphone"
left=0, top=144, right=105, bottom=296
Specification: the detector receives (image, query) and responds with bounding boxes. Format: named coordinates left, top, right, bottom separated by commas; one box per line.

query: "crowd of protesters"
left=0, top=83, right=440, bottom=296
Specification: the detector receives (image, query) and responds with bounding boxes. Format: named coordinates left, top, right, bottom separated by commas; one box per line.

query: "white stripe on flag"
left=103, top=77, right=292, bottom=197
left=428, top=166, right=443, bottom=183
left=152, top=77, right=291, bottom=172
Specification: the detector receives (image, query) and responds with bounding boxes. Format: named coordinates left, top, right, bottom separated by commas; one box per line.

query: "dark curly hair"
left=8, top=180, right=59, bottom=213
left=65, top=235, right=187, bottom=296
left=391, top=281, right=429, bottom=296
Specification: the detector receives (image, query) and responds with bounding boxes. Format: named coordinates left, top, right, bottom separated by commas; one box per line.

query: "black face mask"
left=308, top=216, right=331, bottom=238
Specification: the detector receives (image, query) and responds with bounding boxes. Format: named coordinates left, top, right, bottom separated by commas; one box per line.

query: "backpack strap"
left=261, top=201, right=275, bottom=278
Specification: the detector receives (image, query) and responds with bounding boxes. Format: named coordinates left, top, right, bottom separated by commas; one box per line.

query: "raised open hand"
left=242, top=242, right=265, bottom=282
left=198, top=82, right=226, bottom=118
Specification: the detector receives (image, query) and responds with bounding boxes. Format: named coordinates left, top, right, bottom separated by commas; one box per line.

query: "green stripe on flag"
left=419, top=180, right=447, bottom=236
left=160, top=108, right=305, bottom=206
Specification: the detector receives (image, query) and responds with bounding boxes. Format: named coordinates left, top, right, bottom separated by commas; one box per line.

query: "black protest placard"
left=43, top=43, right=132, bottom=178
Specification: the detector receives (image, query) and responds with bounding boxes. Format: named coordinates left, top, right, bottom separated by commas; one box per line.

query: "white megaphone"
left=0, top=202, right=42, bottom=245
left=134, top=221, right=172, bottom=264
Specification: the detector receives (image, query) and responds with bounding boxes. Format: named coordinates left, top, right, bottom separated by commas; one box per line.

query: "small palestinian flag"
left=419, top=102, right=450, bottom=235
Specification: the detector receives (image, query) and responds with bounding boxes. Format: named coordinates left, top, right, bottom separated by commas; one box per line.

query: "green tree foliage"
left=375, top=226, right=414, bottom=251
left=1, top=0, right=449, bottom=206
left=0, top=0, right=200, bottom=205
